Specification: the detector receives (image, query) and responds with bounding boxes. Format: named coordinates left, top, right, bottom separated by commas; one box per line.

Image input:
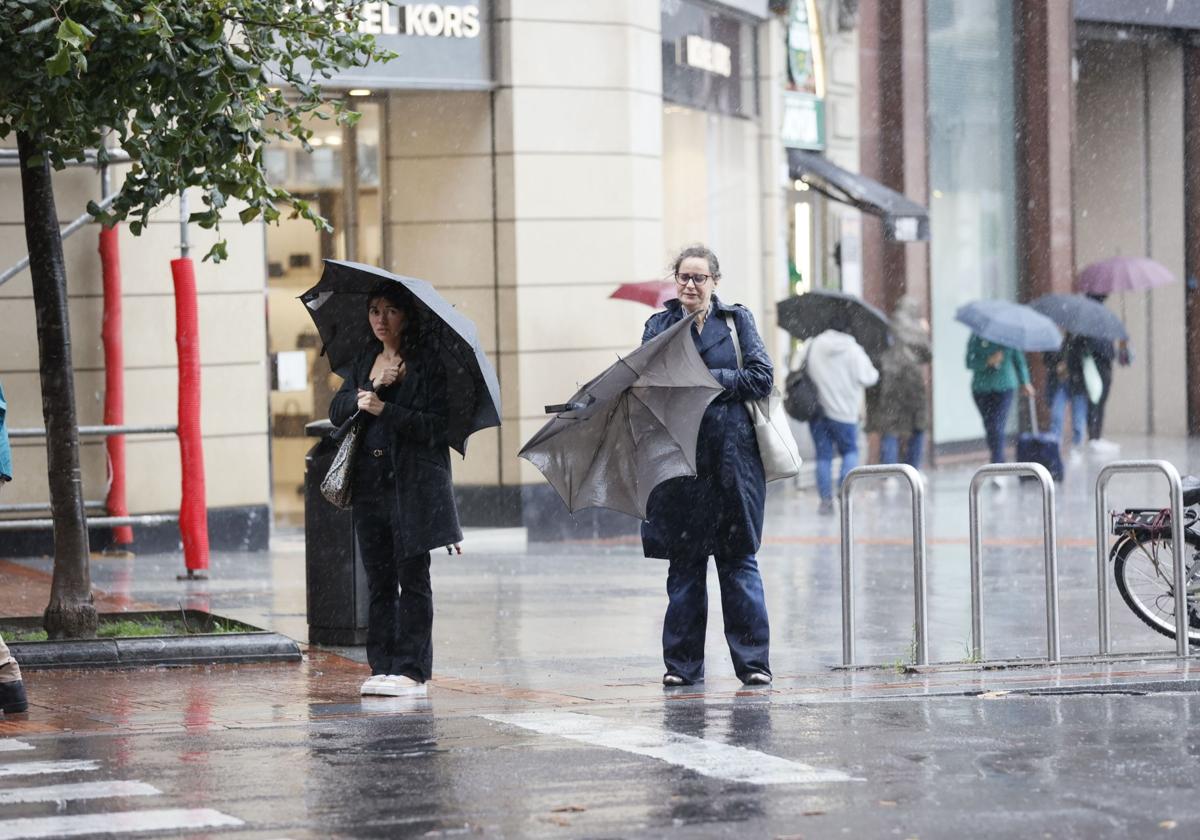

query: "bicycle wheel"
left=1112, top=533, right=1200, bottom=645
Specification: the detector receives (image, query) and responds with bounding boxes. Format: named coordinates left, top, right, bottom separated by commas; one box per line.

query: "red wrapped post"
left=172, top=256, right=209, bottom=574
left=99, top=225, right=132, bottom=546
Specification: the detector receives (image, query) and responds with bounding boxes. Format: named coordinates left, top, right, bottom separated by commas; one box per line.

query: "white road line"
left=0, top=740, right=34, bottom=752
left=0, top=808, right=243, bottom=839
left=0, top=760, right=100, bottom=778
left=483, top=711, right=860, bottom=785
left=0, top=780, right=161, bottom=805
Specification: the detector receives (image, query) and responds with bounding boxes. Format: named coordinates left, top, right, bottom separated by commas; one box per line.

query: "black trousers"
left=1087, top=357, right=1114, bottom=441
left=352, top=455, right=433, bottom=681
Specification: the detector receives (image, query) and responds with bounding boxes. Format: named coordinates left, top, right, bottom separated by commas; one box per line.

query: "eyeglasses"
left=675, top=272, right=713, bottom=288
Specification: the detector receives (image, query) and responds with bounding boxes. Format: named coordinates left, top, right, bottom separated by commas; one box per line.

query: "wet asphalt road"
left=5, top=689, right=1200, bottom=838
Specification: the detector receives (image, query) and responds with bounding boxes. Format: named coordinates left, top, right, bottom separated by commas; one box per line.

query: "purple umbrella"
left=1077, top=256, right=1176, bottom=295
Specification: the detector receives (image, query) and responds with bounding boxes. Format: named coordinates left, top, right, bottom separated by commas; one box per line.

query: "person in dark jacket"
left=640, top=245, right=774, bottom=688
left=329, top=283, right=462, bottom=697
left=1044, top=333, right=1089, bottom=454
left=1082, top=293, right=1132, bottom=453
left=867, top=296, right=931, bottom=470
left=966, top=334, right=1033, bottom=465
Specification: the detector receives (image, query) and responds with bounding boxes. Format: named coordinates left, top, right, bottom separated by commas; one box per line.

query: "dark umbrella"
left=1028, top=293, right=1128, bottom=342
left=610, top=279, right=676, bottom=309
left=519, top=313, right=723, bottom=520
left=1077, top=256, right=1176, bottom=295
left=955, top=299, right=1062, bottom=352
left=300, top=260, right=501, bottom=455
left=776, top=289, right=892, bottom=360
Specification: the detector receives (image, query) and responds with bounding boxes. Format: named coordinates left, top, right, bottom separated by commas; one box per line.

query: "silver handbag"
left=727, top=315, right=803, bottom=482
left=320, top=419, right=363, bottom=509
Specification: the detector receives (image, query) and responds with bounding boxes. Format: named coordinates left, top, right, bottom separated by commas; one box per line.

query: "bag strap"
left=724, top=312, right=744, bottom=370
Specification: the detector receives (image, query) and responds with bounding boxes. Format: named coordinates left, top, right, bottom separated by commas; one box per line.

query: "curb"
left=9, top=632, right=302, bottom=670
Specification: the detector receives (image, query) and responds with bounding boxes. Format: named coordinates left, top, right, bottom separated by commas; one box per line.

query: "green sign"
left=781, top=91, right=825, bottom=150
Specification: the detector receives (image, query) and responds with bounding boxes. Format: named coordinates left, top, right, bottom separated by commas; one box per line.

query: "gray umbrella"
left=1028, top=293, right=1128, bottom=342
left=519, top=313, right=724, bottom=520
left=955, top=299, right=1062, bottom=352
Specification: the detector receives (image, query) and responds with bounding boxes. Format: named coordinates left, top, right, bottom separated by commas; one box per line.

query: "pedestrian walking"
left=966, top=334, right=1034, bottom=465
left=1082, top=293, right=1131, bottom=453
left=1044, top=333, right=1090, bottom=456
left=328, top=283, right=462, bottom=698
left=640, top=245, right=774, bottom=688
left=866, top=296, right=930, bottom=470
left=806, top=324, right=879, bottom=516
left=0, top=381, right=29, bottom=715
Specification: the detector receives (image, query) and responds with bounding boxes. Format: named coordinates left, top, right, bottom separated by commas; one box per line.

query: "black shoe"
left=742, top=672, right=772, bottom=686
left=0, top=680, right=28, bottom=714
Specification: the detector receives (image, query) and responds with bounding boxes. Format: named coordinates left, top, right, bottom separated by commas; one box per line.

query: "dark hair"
left=671, top=244, right=720, bottom=279
left=366, top=281, right=420, bottom=353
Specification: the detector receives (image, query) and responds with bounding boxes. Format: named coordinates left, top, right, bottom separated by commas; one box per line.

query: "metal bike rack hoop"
left=968, top=462, right=1060, bottom=663
left=1094, top=460, right=1188, bottom=656
left=840, top=463, right=928, bottom=667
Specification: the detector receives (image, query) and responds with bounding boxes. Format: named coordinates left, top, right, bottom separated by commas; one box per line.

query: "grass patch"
left=1, top=614, right=254, bottom=641
left=4, top=628, right=48, bottom=643
left=98, top=618, right=184, bottom=638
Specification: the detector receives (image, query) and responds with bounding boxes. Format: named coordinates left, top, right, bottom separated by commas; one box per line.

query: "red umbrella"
left=610, top=279, right=676, bottom=309
left=1077, top=256, right=1176, bottom=295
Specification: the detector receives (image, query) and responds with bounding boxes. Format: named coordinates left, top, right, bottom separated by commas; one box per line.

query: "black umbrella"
left=300, top=260, right=501, bottom=455
left=519, top=313, right=724, bottom=520
left=776, top=289, right=892, bottom=360
left=1028, top=293, right=1128, bottom=342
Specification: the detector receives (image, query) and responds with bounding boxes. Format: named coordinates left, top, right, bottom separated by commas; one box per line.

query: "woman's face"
left=368, top=297, right=407, bottom=346
left=675, top=255, right=717, bottom=312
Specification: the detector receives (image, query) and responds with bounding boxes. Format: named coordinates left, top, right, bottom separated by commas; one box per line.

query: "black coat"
left=639, top=297, right=774, bottom=560
left=330, top=348, right=463, bottom=557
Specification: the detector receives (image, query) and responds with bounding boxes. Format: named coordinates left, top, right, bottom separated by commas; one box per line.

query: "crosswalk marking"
left=0, top=808, right=243, bottom=839
left=0, top=740, right=34, bottom=752
left=483, top=711, right=859, bottom=786
left=0, top=780, right=161, bottom=805
left=0, top=760, right=100, bottom=779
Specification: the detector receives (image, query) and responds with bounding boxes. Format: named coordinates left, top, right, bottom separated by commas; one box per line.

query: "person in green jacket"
left=965, top=334, right=1034, bottom=464
left=0, top=381, right=28, bottom=715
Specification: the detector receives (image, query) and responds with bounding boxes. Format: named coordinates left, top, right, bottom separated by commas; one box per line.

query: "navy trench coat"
left=329, top=347, right=463, bottom=558
left=639, top=296, right=774, bottom=560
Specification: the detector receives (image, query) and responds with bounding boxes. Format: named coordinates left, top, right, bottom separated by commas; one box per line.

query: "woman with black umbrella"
left=329, top=281, right=463, bottom=697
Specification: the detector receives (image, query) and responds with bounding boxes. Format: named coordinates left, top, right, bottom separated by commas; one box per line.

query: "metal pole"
left=840, top=478, right=855, bottom=666
left=1095, top=478, right=1111, bottom=655
left=911, top=467, right=929, bottom=666
left=179, top=191, right=190, bottom=259
left=7, top=424, right=177, bottom=439
left=968, top=463, right=1060, bottom=662
left=1168, top=472, right=1188, bottom=656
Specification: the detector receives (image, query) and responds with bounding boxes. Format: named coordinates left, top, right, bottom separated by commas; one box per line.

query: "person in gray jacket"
left=805, top=327, right=879, bottom=515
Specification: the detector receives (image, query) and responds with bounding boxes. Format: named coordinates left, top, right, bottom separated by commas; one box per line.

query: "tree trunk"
left=17, top=131, right=98, bottom=640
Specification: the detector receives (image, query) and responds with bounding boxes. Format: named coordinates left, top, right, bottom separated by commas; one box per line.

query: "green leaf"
left=204, top=92, right=230, bottom=116
left=238, top=205, right=260, bottom=224
left=19, top=17, right=57, bottom=36
left=46, top=44, right=70, bottom=76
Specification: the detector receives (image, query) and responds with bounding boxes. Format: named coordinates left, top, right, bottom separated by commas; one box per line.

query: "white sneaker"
left=1068, top=449, right=1085, bottom=464
left=375, top=675, right=428, bottom=696
left=1088, top=438, right=1120, bottom=453
left=360, top=675, right=388, bottom=696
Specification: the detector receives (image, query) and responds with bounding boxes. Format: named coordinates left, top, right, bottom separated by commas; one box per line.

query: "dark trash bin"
left=305, top=420, right=369, bottom=645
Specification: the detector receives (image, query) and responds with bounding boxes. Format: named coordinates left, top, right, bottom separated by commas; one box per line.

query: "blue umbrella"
left=955, top=300, right=1062, bottom=352
left=1028, top=293, right=1128, bottom=342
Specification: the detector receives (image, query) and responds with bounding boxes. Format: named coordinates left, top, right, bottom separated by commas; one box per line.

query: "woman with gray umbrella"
left=328, top=281, right=463, bottom=697
left=640, top=244, right=774, bottom=688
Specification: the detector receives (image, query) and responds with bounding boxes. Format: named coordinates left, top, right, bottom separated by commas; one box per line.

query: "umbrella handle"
left=545, top=401, right=587, bottom=415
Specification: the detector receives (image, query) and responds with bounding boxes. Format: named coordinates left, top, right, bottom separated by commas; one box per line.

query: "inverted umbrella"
left=300, top=260, right=501, bottom=455
left=1077, top=256, right=1176, bottom=295
left=1028, top=293, right=1128, bottom=342
left=610, top=279, right=676, bottom=309
left=519, top=313, right=723, bottom=520
left=776, top=289, right=892, bottom=361
left=955, top=299, right=1062, bottom=352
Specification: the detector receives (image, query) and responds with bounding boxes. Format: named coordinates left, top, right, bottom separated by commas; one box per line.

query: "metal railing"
left=1095, top=460, right=1189, bottom=657
left=839, top=463, right=928, bottom=666
left=2, top=423, right=179, bottom=530
left=968, top=462, right=1060, bottom=663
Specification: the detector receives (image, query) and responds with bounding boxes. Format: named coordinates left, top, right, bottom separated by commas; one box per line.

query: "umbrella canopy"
left=300, top=260, right=501, bottom=455
left=776, top=289, right=892, bottom=360
left=1077, top=256, right=1176, bottom=295
left=1028, top=293, right=1128, bottom=342
left=610, top=279, right=676, bottom=309
left=519, top=313, right=723, bottom=520
left=955, top=299, right=1062, bottom=352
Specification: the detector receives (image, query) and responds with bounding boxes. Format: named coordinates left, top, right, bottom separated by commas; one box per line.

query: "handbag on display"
left=726, top=314, right=803, bottom=482
left=320, top=416, right=364, bottom=509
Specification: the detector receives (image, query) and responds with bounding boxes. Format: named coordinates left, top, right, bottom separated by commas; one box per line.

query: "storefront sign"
left=662, top=0, right=758, bottom=118
left=317, top=0, right=492, bottom=90
left=781, top=91, right=825, bottom=150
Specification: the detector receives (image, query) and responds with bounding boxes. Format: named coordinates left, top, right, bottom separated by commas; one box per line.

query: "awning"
left=787, top=148, right=930, bottom=242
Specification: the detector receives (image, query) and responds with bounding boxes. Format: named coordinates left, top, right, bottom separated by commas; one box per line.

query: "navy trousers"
left=353, top=455, right=433, bottom=681
left=663, top=554, right=771, bottom=683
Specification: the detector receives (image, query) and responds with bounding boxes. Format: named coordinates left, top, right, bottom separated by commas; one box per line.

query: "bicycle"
left=1110, top=475, right=1200, bottom=645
